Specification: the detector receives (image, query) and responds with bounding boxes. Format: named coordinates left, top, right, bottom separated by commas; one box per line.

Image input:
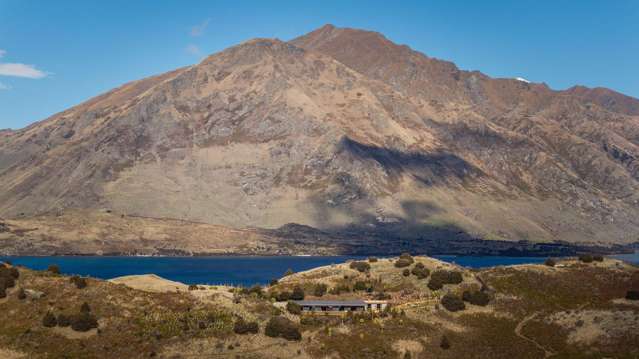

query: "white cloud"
left=185, top=44, right=202, bottom=56
left=190, top=18, right=210, bottom=37
left=0, top=81, right=10, bottom=90
left=0, top=50, right=6, bottom=58
left=0, top=63, right=48, bottom=79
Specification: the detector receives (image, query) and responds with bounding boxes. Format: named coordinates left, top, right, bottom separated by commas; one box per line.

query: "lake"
left=1, top=254, right=637, bottom=286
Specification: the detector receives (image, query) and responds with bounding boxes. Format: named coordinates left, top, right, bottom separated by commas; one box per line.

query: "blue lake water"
left=1, top=254, right=637, bottom=286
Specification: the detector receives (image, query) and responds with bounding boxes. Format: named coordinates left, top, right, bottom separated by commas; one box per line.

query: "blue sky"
left=1, top=0, right=637, bottom=130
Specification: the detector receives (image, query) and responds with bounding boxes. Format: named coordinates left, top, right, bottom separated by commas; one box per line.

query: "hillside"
left=1, top=256, right=638, bottom=358
left=1, top=25, right=639, bottom=250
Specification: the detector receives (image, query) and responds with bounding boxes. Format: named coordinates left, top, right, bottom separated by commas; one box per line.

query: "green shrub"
left=313, top=283, right=327, bottom=297
left=70, top=275, right=88, bottom=289
left=402, top=269, right=410, bottom=277
left=80, top=302, right=91, bottom=313
left=71, top=312, right=98, bottom=332
left=441, top=294, right=465, bottom=312
left=286, top=301, right=302, bottom=315
left=353, top=281, right=368, bottom=291
left=462, top=290, right=491, bottom=306
left=544, top=258, right=556, bottom=267
left=440, top=335, right=451, bottom=349
left=626, top=290, right=639, bottom=301
left=57, top=314, right=71, bottom=327
left=349, top=261, right=371, bottom=273
left=578, top=254, right=593, bottom=263
left=411, top=266, right=430, bottom=279
left=368, top=257, right=378, bottom=263
left=42, top=312, right=57, bottom=327
left=275, top=291, right=291, bottom=302
left=290, top=286, right=305, bottom=300
left=431, top=270, right=463, bottom=285
left=394, top=258, right=413, bottom=268
left=427, top=278, right=444, bottom=291
left=47, top=264, right=60, bottom=274
left=0, top=276, right=15, bottom=290
left=233, top=318, right=259, bottom=334
left=265, top=316, right=301, bottom=341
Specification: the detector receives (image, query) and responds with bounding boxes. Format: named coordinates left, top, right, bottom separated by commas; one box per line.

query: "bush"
left=42, top=312, right=57, bottom=327
left=440, top=335, right=450, bottom=349
left=233, top=318, right=259, bottom=334
left=313, top=283, right=327, bottom=297
left=353, top=281, right=368, bottom=291
left=8, top=267, right=19, bottom=279
left=441, top=294, right=465, bottom=312
left=411, top=266, right=430, bottom=279
left=71, top=312, right=98, bottom=332
left=626, top=290, right=639, bottom=301
left=240, top=285, right=264, bottom=297
left=80, top=302, right=91, bottom=313
left=269, top=279, right=278, bottom=286
left=349, top=261, right=371, bottom=273
left=286, top=301, right=302, bottom=315
left=265, top=316, right=301, bottom=341
left=16, top=288, right=26, bottom=300
left=431, top=270, right=463, bottom=285
left=70, top=276, right=88, bottom=289
left=290, top=286, right=305, bottom=300
left=402, top=269, right=410, bottom=277
left=544, top=258, right=556, bottom=267
left=57, top=314, right=71, bottom=327
left=578, top=254, right=593, bottom=263
left=427, top=278, right=444, bottom=291
left=275, top=291, right=291, bottom=302
left=368, top=257, right=378, bottom=263
left=47, top=264, right=60, bottom=274
left=188, top=284, right=199, bottom=291
left=462, top=290, right=491, bottom=306
left=394, top=258, right=413, bottom=268
left=0, top=276, right=15, bottom=289
left=593, top=255, right=604, bottom=262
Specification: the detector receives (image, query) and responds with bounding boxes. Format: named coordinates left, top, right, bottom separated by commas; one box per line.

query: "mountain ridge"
left=1, top=25, right=638, bottom=250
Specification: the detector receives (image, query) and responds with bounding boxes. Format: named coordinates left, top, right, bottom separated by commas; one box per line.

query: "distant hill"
left=1, top=25, right=639, bottom=248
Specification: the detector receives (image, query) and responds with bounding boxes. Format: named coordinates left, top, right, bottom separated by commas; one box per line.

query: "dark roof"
left=293, top=300, right=366, bottom=307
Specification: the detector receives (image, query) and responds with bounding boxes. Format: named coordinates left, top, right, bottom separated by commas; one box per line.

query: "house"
left=294, top=300, right=389, bottom=313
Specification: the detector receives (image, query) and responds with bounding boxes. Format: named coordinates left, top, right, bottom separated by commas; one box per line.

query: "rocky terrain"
left=2, top=25, right=639, bottom=253
left=0, top=256, right=638, bottom=358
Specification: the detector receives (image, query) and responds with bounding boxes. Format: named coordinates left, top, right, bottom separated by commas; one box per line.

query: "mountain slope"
left=1, top=25, right=639, bottom=249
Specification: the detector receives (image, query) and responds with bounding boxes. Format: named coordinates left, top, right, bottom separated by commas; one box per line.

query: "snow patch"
left=515, top=77, right=531, bottom=83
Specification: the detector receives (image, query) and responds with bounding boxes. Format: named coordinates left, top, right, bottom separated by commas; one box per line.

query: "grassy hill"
left=0, top=256, right=637, bottom=358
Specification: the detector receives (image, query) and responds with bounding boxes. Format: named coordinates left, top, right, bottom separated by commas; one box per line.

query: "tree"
left=441, top=294, right=465, bottom=312
left=428, top=278, right=444, bottom=291
left=578, top=254, right=593, bottom=263
left=71, top=312, right=98, bottom=332
left=42, top=312, right=57, bottom=327
left=402, top=269, right=410, bottom=277
left=275, top=291, right=291, bottom=302
left=80, top=302, right=91, bottom=313
left=290, top=286, right=305, bottom=300
left=265, top=316, right=301, bottom=341
left=462, top=290, right=490, bottom=306
left=47, top=264, right=60, bottom=274
left=313, top=283, right=327, bottom=297
left=544, top=258, right=556, bottom=267
left=368, top=257, right=378, bottom=263
left=286, top=301, right=302, bottom=315
left=349, top=261, right=371, bottom=273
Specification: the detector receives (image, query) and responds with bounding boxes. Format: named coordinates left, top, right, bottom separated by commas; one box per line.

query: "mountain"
left=1, top=25, right=639, bottom=252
